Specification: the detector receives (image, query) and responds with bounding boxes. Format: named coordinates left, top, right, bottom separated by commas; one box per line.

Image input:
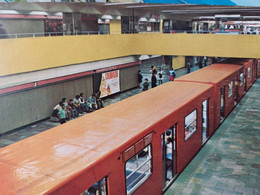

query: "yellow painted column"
left=110, top=19, right=121, bottom=34
left=172, top=56, right=185, bottom=70
left=160, top=19, right=163, bottom=33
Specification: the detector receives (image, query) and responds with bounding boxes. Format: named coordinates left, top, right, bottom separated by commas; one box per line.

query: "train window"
left=80, top=177, right=107, bottom=195
left=239, top=73, right=243, bottom=86
left=248, top=67, right=251, bottom=78
left=185, top=110, right=197, bottom=141
left=125, top=145, right=152, bottom=195
left=228, top=81, right=233, bottom=98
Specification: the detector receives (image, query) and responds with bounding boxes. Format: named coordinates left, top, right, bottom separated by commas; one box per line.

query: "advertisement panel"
left=99, top=70, right=120, bottom=98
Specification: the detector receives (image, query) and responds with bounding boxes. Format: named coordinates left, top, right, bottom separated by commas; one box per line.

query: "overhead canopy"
left=143, top=0, right=236, bottom=6
left=1, top=2, right=260, bottom=19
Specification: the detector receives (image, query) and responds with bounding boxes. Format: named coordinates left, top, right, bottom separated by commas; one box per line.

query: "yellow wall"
left=1, top=34, right=260, bottom=77
left=172, top=56, right=185, bottom=70
left=132, top=34, right=260, bottom=58
left=110, top=20, right=121, bottom=34
left=0, top=35, right=135, bottom=76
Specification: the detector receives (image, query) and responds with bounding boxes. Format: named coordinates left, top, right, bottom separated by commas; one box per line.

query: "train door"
left=244, top=69, right=247, bottom=93
left=202, top=99, right=209, bottom=144
left=258, top=60, right=260, bottom=77
left=162, top=124, right=177, bottom=191
left=254, top=60, right=258, bottom=80
left=220, top=86, right=225, bottom=122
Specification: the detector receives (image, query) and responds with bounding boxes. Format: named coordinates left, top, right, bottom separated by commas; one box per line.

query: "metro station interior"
left=0, top=1, right=259, bottom=195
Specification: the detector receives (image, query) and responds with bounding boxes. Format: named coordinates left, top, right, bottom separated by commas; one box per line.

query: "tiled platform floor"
left=0, top=66, right=197, bottom=148
left=165, top=79, right=260, bottom=195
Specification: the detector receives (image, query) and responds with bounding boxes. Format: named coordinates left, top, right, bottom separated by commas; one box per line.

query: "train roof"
left=0, top=81, right=212, bottom=194
left=176, top=64, right=243, bottom=84
left=218, top=58, right=253, bottom=65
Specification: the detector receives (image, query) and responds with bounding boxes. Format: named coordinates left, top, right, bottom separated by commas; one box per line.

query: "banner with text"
left=99, top=70, right=120, bottom=98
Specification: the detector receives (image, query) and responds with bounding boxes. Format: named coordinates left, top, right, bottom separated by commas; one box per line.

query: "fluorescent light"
left=101, top=15, right=113, bottom=20
left=199, top=16, right=215, bottom=19
left=55, top=12, right=63, bottom=16
left=0, top=10, right=19, bottom=14
left=98, top=19, right=103, bottom=24
left=149, top=18, right=157, bottom=22
left=243, top=16, right=260, bottom=19
left=139, top=17, right=148, bottom=22
left=29, top=11, right=49, bottom=15
left=215, top=14, right=240, bottom=18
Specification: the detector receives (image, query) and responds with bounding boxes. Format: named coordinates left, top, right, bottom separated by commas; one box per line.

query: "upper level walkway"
left=1, top=33, right=260, bottom=77
left=165, top=78, right=260, bottom=195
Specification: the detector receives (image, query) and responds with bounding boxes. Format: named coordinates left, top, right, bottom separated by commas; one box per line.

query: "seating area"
left=50, top=92, right=104, bottom=124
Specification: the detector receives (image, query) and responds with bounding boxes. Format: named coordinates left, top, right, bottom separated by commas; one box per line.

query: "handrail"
left=0, top=30, right=259, bottom=39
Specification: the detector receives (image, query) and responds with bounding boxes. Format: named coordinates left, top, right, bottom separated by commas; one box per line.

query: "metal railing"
left=0, top=30, right=258, bottom=39
left=0, top=30, right=110, bottom=39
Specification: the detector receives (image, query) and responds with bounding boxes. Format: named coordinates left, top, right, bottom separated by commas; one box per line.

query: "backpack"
left=159, top=72, right=162, bottom=78
left=173, top=71, right=176, bottom=78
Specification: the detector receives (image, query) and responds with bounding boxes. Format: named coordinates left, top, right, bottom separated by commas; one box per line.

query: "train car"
left=219, top=58, right=256, bottom=91
left=176, top=63, right=244, bottom=129
left=0, top=81, right=215, bottom=195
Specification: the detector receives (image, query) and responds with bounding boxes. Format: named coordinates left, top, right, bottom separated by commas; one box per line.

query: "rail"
left=0, top=30, right=258, bottom=39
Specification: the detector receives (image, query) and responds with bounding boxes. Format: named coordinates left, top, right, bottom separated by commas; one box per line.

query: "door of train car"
left=220, top=86, right=225, bottom=122
left=257, top=60, right=260, bottom=78
left=162, top=124, right=177, bottom=191
left=244, top=69, right=247, bottom=93
left=253, top=59, right=258, bottom=81
left=202, top=99, right=209, bottom=144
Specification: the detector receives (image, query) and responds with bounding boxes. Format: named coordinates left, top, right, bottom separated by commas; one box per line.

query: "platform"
left=165, top=79, right=260, bottom=195
left=0, top=65, right=198, bottom=148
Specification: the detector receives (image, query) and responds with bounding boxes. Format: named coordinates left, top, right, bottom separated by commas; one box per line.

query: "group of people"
left=51, top=91, right=104, bottom=124
left=138, top=65, right=176, bottom=92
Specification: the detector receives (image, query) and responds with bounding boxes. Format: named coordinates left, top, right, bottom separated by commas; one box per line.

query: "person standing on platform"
left=151, top=73, right=157, bottom=88
left=138, top=70, right=143, bottom=88
left=169, top=68, right=176, bottom=81
left=186, top=59, right=191, bottom=74
left=158, top=67, right=163, bottom=85
left=95, top=90, right=104, bottom=109
left=151, top=66, right=157, bottom=75
left=203, top=56, right=207, bottom=67
left=198, top=58, right=203, bottom=69
left=142, top=78, right=149, bottom=91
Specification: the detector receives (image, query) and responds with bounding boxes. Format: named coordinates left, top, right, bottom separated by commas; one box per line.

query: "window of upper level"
left=125, top=145, right=152, bottom=195
left=80, top=177, right=107, bottom=195
left=185, top=110, right=197, bottom=141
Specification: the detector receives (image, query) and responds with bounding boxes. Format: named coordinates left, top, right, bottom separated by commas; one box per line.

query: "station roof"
left=143, top=0, right=236, bottom=6
left=1, top=2, right=260, bottom=20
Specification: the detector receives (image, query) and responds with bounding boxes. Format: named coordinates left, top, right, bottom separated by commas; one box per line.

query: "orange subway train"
left=0, top=58, right=258, bottom=195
